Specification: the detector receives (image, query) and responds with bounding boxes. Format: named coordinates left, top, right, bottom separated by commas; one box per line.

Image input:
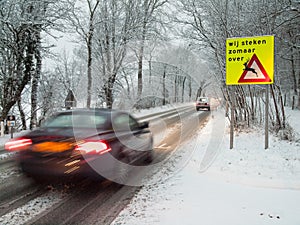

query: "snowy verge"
left=112, top=108, right=300, bottom=225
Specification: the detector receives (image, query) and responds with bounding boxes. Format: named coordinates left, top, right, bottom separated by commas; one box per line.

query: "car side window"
left=113, top=114, right=139, bottom=131
left=42, top=114, right=107, bottom=128
left=128, top=116, right=139, bottom=130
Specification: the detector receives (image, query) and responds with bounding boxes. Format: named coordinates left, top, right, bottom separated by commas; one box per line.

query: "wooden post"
left=265, top=85, right=269, bottom=149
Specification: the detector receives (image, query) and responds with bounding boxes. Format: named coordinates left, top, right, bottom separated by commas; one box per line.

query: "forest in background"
left=0, top=0, right=299, bottom=138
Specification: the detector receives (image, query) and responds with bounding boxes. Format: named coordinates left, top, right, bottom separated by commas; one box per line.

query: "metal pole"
left=10, top=127, right=13, bottom=139
left=230, top=88, right=234, bottom=149
left=0, top=121, right=4, bottom=137
left=265, top=85, right=269, bottom=149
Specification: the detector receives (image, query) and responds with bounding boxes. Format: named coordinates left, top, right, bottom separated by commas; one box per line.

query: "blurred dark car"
left=196, top=97, right=210, bottom=111
left=5, top=108, right=153, bottom=182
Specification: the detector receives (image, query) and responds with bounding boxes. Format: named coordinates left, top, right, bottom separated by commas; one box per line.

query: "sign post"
left=265, top=85, right=269, bottom=149
left=6, top=115, right=16, bottom=139
left=226, top=35, right=274, bottom=149
left=65, top=89, right=77, bottom=110
left=1, top=121, right=4, bottom=137
left=230, top=88, right=235, bottom=149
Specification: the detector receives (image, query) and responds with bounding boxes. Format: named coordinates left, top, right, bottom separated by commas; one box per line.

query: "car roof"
left=57, top=108, right=120, bottom=113
left=53, top=108, right=133, bottom=118
left=42, top=108, right=135, bottom=129
left=197, top=97, right=208, bottom=100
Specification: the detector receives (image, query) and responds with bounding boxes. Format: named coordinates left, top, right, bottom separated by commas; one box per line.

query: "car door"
left=112, top=113, right=151, bottom=162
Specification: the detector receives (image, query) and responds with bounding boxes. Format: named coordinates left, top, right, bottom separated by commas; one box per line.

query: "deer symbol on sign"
left=243, top=58, right=257, bottom=76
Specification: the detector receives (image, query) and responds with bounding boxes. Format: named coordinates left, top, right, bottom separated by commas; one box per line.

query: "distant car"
left=5, top=108, right=154, bottom=182
left=196, top=97, right=210, bottom=111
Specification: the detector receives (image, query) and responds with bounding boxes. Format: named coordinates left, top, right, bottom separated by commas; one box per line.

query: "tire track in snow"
left=0, top=190, right=65, bottom=225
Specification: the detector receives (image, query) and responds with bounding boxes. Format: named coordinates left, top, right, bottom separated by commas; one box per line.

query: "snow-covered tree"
left=0, top=0, right=70, bottom=129
left=173, top=0, right=299, bottom=133
left=134, top=0, right=169, bottom=97
left=67, top=0, right=100, bottom=108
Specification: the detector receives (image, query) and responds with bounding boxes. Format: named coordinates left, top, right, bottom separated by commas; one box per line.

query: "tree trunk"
left=182, top=77, right=186, bottom=103
left=137, top=43, right=144, bottom=98
left=0, top=25, right=33, bottom=121
left=270, top=85, right=282, bottom=130
left=86, top=26, right=93, bottom=109
left=86, top=0, right=100, bottom=108
left=174, top=75, right=178, bottom=103
left=105, top=74, right=117, bottom=109
left=137, top=22, right=147, bottom=97
left=278, top=86, right=286, bottom=129
left=290, top=49, right=297, bottom=110
left=189, top=77, right=192, bottom=101
left=18, top=99, right=27, bottom=130
left=30, top=27, right=42, bottom=130
left=162, top=65, right=166, bottom=105
left=197, top=87, right=202, bottom=99
left=248, top=86, right=255, bottom=121
left=297, top=71, right=300, bottom=109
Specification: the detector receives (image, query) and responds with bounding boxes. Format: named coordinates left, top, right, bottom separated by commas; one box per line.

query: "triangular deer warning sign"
left=238, top=54, right=271, bottom=83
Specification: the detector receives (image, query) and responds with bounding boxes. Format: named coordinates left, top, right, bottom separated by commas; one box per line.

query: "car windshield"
left=198, top=97, right=208, bottom=102
left=41, top=113, right=108, bottom=128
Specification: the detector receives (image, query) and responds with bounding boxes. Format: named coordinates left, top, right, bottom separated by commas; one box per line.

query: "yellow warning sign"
left=226, top=35, right=274, bottom=85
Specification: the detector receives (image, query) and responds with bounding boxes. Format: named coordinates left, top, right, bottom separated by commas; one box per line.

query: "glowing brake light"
left=5, top=138, right=32, bottom=151
left=74, top=140, right=111, bottom=155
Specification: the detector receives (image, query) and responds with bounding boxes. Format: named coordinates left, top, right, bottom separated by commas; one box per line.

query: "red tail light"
left=5, top=138, right=32, bottom=151
left=74, top=140, right=111, bottom=155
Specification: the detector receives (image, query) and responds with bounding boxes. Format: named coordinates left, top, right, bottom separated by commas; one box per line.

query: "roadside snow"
left=112, top=108, right=300, bottom=225
left=208, top=129, right=300, bottom=189
left=285, top=107, right=300, bottom=140
left=0, top=152, right=15, bottom=160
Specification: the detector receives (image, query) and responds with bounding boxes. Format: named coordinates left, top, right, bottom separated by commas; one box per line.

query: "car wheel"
left=144, top=138, right=154, bottom=164
left=115, top=161, right=129, bottom=184
left=114, top=151, right=130, bottom=184
left=144, top=151, right=154, bottom=164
